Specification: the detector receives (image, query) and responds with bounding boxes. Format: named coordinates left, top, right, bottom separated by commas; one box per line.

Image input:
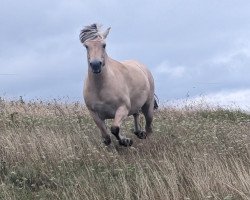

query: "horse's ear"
left=102, top=27, right=111, bottom=39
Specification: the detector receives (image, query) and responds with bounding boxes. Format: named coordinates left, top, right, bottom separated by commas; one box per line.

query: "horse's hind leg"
left=111, top=106, right=133, bottom=147
left=133, top=113, right=147, bottom=139
left=141, top=101, right=154, bottom=137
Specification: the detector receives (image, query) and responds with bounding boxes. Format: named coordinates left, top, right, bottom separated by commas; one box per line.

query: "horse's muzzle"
left=90, top=60, right=102, bottom=74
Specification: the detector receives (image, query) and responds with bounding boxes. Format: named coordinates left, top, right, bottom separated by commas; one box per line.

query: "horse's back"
left=121, top=60, right=151, bottom=75
left=120, top=60, right=154, bottom=93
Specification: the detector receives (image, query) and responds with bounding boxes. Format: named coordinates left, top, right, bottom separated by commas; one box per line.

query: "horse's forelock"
left=79, top=23, right=103, bottom=44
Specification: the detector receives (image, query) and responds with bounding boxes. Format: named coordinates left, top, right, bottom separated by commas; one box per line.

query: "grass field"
left=0, top=97, right=250, bottom=200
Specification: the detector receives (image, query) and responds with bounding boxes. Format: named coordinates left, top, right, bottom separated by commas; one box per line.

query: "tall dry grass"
left=0, top=97, right=250, bottom=200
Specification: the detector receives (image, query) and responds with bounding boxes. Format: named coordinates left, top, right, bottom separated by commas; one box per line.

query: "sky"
left=0, top=0, right=250, bottom=110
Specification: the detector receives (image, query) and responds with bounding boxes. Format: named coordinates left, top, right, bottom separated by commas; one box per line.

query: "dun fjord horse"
left=80, top=24, right=158, bottom=146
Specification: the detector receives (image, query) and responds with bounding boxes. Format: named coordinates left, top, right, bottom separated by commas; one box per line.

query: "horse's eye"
left=84, top=44, right=89, bottom=49
left=102, top=44, right=106, bottom=49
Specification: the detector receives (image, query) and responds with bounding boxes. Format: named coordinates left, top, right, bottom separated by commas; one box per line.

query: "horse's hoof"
left=134, top=131, right=147, bottom=139
left=119, top=138, right=133, bottom=147
left=103, top=137, right=111, bottom=145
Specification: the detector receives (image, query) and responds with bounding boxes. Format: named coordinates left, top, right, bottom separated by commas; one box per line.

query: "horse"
left=79, top=24, right=158, bottom=146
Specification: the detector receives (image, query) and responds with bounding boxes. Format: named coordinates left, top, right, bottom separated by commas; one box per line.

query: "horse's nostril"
left=90, top=60, right=102, bottom=67
left=90, top=60, right=102, bottom=73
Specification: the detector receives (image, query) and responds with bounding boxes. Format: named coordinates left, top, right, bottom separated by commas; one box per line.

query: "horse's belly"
left=129, top=90, right=149, bottom=114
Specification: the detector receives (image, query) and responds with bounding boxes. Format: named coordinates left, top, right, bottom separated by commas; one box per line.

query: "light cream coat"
left=80, top=24, right=156, bottom=146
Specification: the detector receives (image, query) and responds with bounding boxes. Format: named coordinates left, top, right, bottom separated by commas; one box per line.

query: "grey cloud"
left=1, top=0, right=250, bottom=106
left=155, top=41, right=250, bottom=100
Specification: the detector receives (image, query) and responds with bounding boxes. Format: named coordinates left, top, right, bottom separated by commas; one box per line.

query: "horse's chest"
left=91, top=102, right=116, bottom=119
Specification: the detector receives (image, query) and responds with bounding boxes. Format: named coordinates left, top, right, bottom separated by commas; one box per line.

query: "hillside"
left=0, top=98, right=250, bottom=200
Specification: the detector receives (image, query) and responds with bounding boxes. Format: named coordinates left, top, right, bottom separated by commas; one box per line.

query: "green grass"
left=0, top=98, right=249, bottom=199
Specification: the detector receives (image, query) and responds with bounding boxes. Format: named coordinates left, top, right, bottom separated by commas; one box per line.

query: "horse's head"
left=84, top=38, right=108, bottom=74
left=80, top=24, right=111, bottom=74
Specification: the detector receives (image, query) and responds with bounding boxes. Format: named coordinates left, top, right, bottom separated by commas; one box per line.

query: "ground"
left=0, top=98, right=250, bottom=199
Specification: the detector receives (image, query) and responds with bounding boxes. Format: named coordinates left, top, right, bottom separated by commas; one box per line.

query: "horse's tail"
left=154, top=94, right=159, bottom=110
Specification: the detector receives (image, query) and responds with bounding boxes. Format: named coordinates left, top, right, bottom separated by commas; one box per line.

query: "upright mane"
left=79, top=23, right=103, bottom=44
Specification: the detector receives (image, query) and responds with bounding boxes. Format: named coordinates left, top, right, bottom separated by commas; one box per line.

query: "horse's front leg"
left=111, top=106, right=133, bottom=146
left=89, top=110, right=111, bottom=145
